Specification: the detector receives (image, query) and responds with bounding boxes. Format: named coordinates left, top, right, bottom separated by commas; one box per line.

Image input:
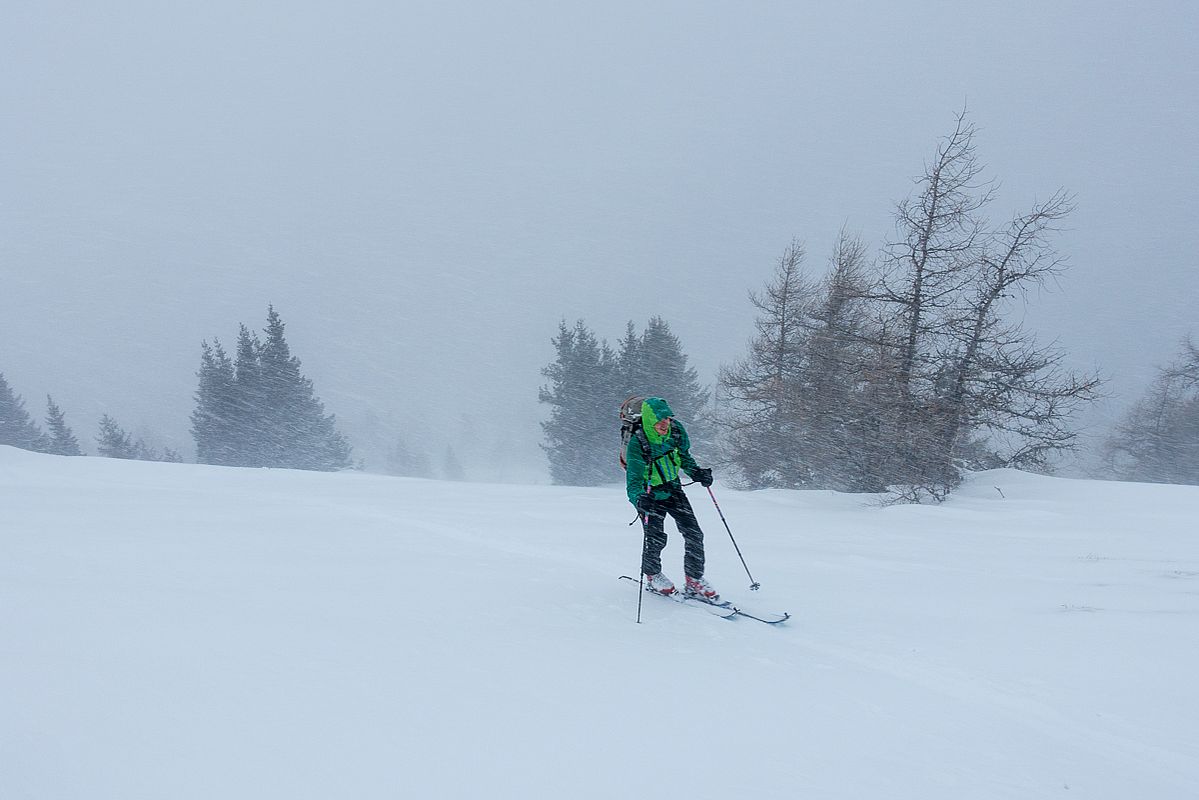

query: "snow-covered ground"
left=2, top=445, right=1197, bottom=799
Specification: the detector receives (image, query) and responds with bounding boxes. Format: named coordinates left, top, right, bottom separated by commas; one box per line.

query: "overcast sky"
left=3, top=1, right=1196, bottom=476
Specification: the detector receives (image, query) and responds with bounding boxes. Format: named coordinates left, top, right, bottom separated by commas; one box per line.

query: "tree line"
left=2, top=306, right=351, bottom=471
left=0, top=380, right=83, bottom=457
left=539, top=113, right=1190, bottom=498
left=538, top=316, right=709, bottom=486
left=0, top=376, right=187, bottom=462
left=5, top=114, right=1194, bottom=493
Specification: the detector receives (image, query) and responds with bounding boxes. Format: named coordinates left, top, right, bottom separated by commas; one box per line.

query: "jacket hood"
left=641, top=397, right=675, bottom=443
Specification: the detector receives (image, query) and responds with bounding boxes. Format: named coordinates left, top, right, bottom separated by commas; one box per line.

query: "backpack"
left=619, top=395, right=648, bottom=470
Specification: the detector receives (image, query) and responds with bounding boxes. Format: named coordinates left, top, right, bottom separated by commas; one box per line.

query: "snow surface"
left=2, top=445, right=1198, bottom=799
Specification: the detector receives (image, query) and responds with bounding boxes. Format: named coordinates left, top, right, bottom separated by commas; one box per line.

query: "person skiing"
left=625, top=396, right=718, bottom=599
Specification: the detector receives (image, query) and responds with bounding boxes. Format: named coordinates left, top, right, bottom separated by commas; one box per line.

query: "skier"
left=625, top=396, right=718, bottom=599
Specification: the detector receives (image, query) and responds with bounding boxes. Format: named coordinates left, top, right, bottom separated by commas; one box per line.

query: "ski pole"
left=631, top=491, right=655, bottom=622
left=706, top=486, right=760, bottom=590
left=618, top=573, right=645, bottom=623
left=636, top=557, right=645, bottom=624
left=635, top=507, right=650, bottom=623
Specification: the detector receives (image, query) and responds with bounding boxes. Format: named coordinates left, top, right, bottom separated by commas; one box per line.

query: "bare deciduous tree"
left=793, top=231, right=886, bottom=491
left=939, top=191, right=1102, bottom=474
left=719, top=111, right=1101, bottom=501
left=877, top=111, right=994, bottom=402
left=1104, top=337, right=1199, bottom=485
left=717, top=240, right=815, bottom=488
left=871, top=115, right=1100, bottom=499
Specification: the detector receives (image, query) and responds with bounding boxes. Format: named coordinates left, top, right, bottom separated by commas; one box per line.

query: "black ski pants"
left=640, top=485, right=705, bottom=580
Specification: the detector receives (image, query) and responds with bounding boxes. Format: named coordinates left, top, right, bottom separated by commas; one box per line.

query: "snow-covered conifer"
left=0, top=373, right=48, bottom=452
left=539, top=319, right=618, bottom=486
left=44, top=395, right=82, bottom=456
left=96, top=415, right=138, bottom=459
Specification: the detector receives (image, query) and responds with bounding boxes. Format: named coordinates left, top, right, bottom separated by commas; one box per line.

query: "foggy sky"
left=3, top=1, right=1197, bottom=477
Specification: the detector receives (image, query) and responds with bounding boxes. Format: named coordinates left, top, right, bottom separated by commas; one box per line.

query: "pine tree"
left=256, top=307, right=352, bottom=470
left=539, top=319, right=619, bottom=485
left=130, top=436, right=183, bottom=463
left=191, top=308, right=352, bottom=471
left=96, top=415, right=138, bottom=459
left=231, top=324, right=266, bottom=465
left=191, top=340, right=238, bottom=465
left=44, top=395, right=82, bottom=456
left=633, top=317, right=710, bottom=440
left=614, top=321, right=645, bottom=397
left=0, top=372, right=48, bottom=452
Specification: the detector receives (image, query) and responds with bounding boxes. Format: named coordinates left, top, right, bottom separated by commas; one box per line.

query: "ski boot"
left=644, top=573, right=676, bottom=595
left=684, top=575, right=719, bottom=601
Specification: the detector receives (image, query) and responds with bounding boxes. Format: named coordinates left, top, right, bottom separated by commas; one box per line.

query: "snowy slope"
left=2, top=445, right=1197, bottom=799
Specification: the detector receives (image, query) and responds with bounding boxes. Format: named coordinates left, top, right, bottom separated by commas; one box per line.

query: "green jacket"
left=625, top=397, right=702, bottom=505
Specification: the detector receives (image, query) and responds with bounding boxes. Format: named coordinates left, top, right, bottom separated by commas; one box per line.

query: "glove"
left=635, top=494, right=663, bottom=518
left=692, top=467, right=714, bottom=487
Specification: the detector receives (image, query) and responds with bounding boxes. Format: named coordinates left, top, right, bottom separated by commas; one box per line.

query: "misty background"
left=3, top=1, right=1196, bottom=480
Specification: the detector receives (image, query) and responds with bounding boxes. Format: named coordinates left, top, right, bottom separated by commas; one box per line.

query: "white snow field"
left=2, top=445, right=1198, bottom=799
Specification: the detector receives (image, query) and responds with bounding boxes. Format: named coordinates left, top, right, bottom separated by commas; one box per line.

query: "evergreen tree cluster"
left=1, top=371, right=182, bottom=461
left=539, top=318, right=708, bottom=486
left=191, top=307, right=352, bottom=471
left=718, top=113, right=1101, bottom=499
left=0, top=372, right=82, bottom=457
left=95, top=414, right=182, bottom=462
left=5, top=308, right=347, bottom=471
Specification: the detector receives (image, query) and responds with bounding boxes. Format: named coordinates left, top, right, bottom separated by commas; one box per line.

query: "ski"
left=618, top=576, right=737, bottom=619
left=731, top=607, right=790, bottom=625
left=658, top=591, right=739, bottom=619
left=684, top=591, right=790, bottom=625
left=618, top=576, right=787, bottom=622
